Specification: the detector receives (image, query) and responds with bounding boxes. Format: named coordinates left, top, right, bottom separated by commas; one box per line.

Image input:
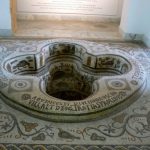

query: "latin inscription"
left=26, top=91, right=127, bottom=113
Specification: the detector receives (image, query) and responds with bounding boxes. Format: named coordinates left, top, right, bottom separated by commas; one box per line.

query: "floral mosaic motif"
left=0, top=112, right=15, bottom=136
left=82, top=101, right=150, bottom=141
left=20, top=121, right=38, bottom=132
left=0, top=111, right=54, bottom=140
left=1, top=100, right=146, bottom=143
left=1, top=100, right=150, bottom=143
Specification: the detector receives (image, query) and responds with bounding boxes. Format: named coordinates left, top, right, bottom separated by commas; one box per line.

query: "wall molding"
left=0, top=29, right=12, bottom=36
left=119, top=27, right=143, bottom=41
left=17, top=13, right=121, bottom=23
left=143, top=34, right=150, bottom=48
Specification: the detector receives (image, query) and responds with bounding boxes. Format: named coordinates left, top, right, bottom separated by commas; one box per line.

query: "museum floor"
left=0, top=39, right=150, bottom=149
left=13, top=20, right=122, bottom=41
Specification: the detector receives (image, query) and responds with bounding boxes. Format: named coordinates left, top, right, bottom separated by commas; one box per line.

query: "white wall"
left=142, top=1, right=150, bottom=47
left=0, top=0, right=11, bottom=29
left=120, top=0, right=150, bottom=46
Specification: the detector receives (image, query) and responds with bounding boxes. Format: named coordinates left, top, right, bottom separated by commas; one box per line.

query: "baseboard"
left=0, top=29, right=12, bottom=37
left=143, top=34, right=150, bottom=48
left=17, top=13, right=120, bottom=23
left=119, top=27, right=143, bottom=41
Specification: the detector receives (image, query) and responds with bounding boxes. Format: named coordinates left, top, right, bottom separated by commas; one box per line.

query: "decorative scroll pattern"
left=0, top=99, right=150, bottom=143
left=0, top=110, right=54, bottom=141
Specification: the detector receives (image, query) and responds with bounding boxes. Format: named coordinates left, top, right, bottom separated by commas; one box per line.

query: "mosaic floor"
left=0, top=39, right=150, bottom=149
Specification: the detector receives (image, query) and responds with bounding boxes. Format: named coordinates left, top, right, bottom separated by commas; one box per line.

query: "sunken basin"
left=0, top=39, right=146, bottom=122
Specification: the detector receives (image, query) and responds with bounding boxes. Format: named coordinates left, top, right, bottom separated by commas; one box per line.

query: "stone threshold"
left=12, top=20, right=123, bottom=41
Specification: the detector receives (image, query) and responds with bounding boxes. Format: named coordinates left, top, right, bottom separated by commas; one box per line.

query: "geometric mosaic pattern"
left=8, top=79, right=33, bottom=93
left=0, top=144, right=150, bottom=149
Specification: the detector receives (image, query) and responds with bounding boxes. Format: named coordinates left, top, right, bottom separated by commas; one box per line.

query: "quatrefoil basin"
left=0, top=39, right=146, bottom=122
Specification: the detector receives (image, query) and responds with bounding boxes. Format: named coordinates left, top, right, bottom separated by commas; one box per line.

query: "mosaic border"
left=0, top=144, right=150, bottom=150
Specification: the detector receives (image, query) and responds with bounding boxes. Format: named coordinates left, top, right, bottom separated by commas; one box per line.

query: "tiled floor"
left=0, top=39, right=150, bottom=149
left=14, top=20, right=123, bottom=41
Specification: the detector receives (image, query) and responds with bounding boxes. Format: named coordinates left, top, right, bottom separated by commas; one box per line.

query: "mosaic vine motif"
left=84, top=112, right=150, bottom=140
left=0, top=99, right=150, bottom=143
left=0, top=110, right=54, bottom=140
left=53, top=100, right=150, bottom=142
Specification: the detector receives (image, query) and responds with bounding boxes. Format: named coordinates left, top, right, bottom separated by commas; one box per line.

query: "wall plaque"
left=17, top=0, right=121, bottom=16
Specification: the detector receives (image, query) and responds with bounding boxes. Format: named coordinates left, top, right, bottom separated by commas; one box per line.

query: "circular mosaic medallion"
left=19, top=46, right=37, bottom=52
left=10, top=79, right=32, bottom=92
left=108, top=80, right=127, bottom=90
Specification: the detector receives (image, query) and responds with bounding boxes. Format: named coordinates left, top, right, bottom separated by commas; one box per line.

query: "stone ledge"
left=0, top=29, right=12, bottom=37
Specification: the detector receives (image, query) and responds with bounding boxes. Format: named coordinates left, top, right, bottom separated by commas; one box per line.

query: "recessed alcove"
left=8, top=0, right=124, bottom=40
